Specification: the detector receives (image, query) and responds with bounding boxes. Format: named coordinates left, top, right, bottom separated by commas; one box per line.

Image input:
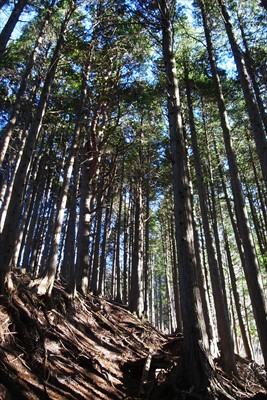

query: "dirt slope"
left=0, top=275, right=266, bottom=400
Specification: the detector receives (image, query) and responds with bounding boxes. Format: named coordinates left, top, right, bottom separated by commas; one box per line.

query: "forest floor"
left=0, top=274, right=266, bottom=400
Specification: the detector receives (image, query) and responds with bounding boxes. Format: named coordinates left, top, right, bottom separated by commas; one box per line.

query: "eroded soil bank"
left=0, top=275, right=266, bottom=400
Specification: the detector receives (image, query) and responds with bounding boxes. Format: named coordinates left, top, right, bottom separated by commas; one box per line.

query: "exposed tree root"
left=0, top=279, right=266, bottom=399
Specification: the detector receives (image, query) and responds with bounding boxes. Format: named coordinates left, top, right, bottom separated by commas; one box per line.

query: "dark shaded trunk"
left=200, top=0, right=267, bottom=369
left=184, top=59, right=235, bottom=372
left=129, top=181, right=143, bottom=317
left=0, top=0, right=28, bottom=57
left=159, top=0, right=212, bottom=389
left=217, top=0, right=267, bottom=187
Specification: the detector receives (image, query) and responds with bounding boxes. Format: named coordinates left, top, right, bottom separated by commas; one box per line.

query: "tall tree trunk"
left=75, top=148, right=99, bottom=295
left=159, top=0, right=212, bottom=389
left=0, top=4, right=75, bottom=293
left=115, top=159, right=124, bottom=303
left=0, top=1, right=54, bottom=165
left=122, top=189, right=130, bottom=304
left=62, top=159, right=79, bottom=296
left=184, top=60, right=236, bottom=373
left=237, top=16, right=267, bottom=134
left=143, top=171, right=150, bottom=316
left=170, top=216, right=183, bottom=333
left=0, top=0, right=28, bottom=57
left=97, top=187, right=113, bottom=296
left=216, top=0, right=267, bottom=187
left=37, top=145, right=76, bottom=296
left=222, top=220, right=252, bottom=359
left=90, top=192, right=103, bottom=295
left=129, top=180, right=143, bottom=317
left=200, top=0, right=267, bottom=369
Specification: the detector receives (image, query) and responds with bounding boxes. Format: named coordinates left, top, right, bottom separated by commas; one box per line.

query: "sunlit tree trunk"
left=129, top=180, right=143, bottom=317
left=37, top=144, right=76, bottom=296
left=61, top=159, right=79, bottom=295
left=0, top=5, right=75, bottom=293
left=90, top=191, right=103, bottom=295
left=0, top=2, right=54, bottom=165
left=97, top=187, right=113, bottom=296
left=115, top=159, right=124, bottom=303
left=122, top=189, right=130, bottom=304
left=143, top=171, right=150, bottom=316
left=11, top=154, right=47, bottom=270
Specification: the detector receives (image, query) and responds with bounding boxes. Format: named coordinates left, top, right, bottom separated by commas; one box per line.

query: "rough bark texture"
left=201, top=0, right=267, bottom=370
left=184, top=58, right=236, bottom=374
left=129, top=180, right=143, bottom=317
left=159, top=0, right=212, bottom=389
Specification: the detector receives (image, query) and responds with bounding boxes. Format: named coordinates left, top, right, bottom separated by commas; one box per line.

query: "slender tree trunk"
left=159, top=0, right=212, bottom=388
left=90, top=194, right=103, bottom=295
left=37, top=145, right=76, bottom=296
left=0, top=0, right=28, bottom=57
left=129, top=180, right=143, bottom=317
left=200, top=0, right=267, bottom=369
left=0, top=132, right=26, bottom=232
left=115, top=159, right=124, bottom=303
left=97, top=188, right=113, bottom=296
left=161, top=223, right=176, bottom=332
left=184, top=60, right=236, bottom=373
left=62, top=159, right=79, bottom=295
left=222, top=223, right=252, bottom=359
left=170, top=216, right=183, bottom=333
left=0, top=5, right=74, bottom=293
left=243, top=176, right=266, bottom=256
left=75, top=158, right=98, bottom=295
left=143, top=172, right=150, bottom=316
left=217, top=0, right=267, bottom=187
left=12, top=154, right=46, bottom=269
left=238, top=17, right=267, bottom=134
left=0, top=2, right=54, bottom=165
left=247, top=141, right=267, bottom=228
left=122, top=189, right=130, bottom=304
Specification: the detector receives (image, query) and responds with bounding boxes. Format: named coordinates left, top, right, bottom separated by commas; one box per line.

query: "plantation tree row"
left=0, top=0, right=266, bottom=391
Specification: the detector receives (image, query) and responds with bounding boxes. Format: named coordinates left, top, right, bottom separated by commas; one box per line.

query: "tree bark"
left=0, top=1, right=54, bottom=165
left=129, top=180, right=143, bottom=317
left=217, top=0, right=267, bottom=188
left=200, top=0, right=267, bottom=369
left=159, top=0, right=213, bottom=388
left=184, top=59, right=236, bottom=373
left=0, top=0, right=28, bottom=57
left=0, top=4, right=75, bottom=293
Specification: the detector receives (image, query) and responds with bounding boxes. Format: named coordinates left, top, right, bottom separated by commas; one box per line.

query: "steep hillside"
left=0, top=274, right=266, bottom=400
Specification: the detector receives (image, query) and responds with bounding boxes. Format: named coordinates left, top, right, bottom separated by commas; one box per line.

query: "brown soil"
left=0, top=275, right=266, bottom=400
